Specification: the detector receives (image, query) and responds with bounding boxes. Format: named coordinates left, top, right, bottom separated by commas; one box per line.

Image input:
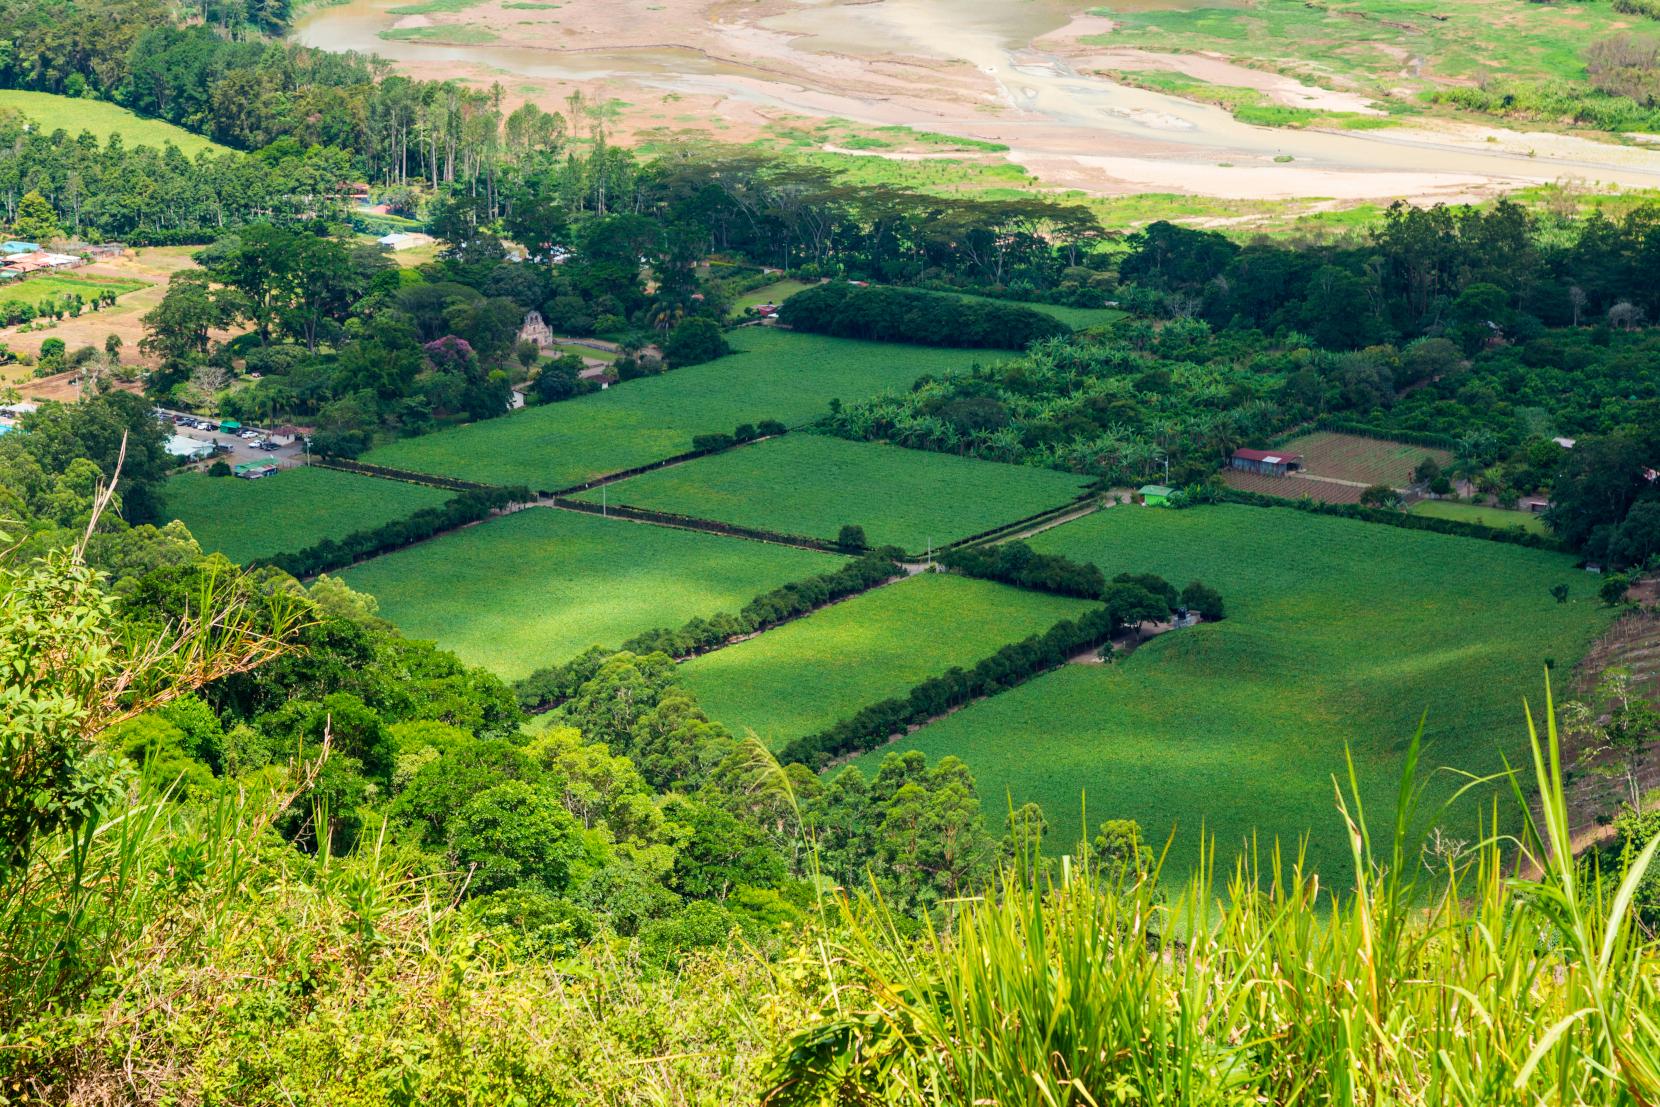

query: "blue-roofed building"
left=2, top=241, right=40, bottom=255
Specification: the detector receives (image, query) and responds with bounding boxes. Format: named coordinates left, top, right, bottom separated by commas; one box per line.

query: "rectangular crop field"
left=361, top=328, right=991, bottom=491
left=860, top=503, right=1610, bottom=880
left=338, top=507, right=844, bottom=680
left=1221, top=468, right=1364, bottom=503
left=0, top=90, right=233, bottom=156
left=164, top=467, right=452, bottom=564
left=1410, top=497, right=1550, bottom=535
left=573, top=435, right=1093, bottom=554
left=1282, top=431, right=1452, bottom=487
left=683, top=573, right=1096, bottom=749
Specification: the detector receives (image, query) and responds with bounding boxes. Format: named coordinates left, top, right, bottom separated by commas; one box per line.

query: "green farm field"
left=165, top=467, right=451, bottom=564
left=1410, top=498, right=1550, bottom=536
left=860, top=503, right=1610, bottom=879
left=682, top=572, right=1095, bottom=749
left=0, top=90, right=232, bottom=156
left=0, top=274, right=147, bottom=311
left=574, top=435, right=1093, bottom=554
left=362, top=328, right=992, bottom=490
left=338, top=507, right=843, bottom=680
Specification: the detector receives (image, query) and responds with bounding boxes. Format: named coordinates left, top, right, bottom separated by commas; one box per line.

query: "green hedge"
left=941, top=541, right=1106, bottom=599
left=776, top=604, right=1116, bottom=769
left=779, top=283, right=1069, bottom=349
left=513, top=553, right=902, bottom=709
left=1216, top=489, right=1567, bottom=551
left=260, top=487, right=527, bottom=578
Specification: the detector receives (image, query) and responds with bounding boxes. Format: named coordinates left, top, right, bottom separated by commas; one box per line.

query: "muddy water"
left=295, top=0, right=1660, bottom=192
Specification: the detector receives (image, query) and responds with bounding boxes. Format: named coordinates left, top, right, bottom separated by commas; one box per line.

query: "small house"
left=1137, top=484, right=1174, bottom=507
left=1230, top=447, right=1304, bottom=477
left=267, top=425, right=302, bottom=447
left=233, top=461, right=279, bottom=479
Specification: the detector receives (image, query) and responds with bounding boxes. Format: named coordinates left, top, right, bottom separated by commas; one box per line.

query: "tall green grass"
left=768, top=681, right=1660, bottom=1104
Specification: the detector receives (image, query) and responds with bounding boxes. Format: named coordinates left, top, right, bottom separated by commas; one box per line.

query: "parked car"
left=239, top=429, right=260, bottom=440
left=258, top=440, right=282, bottom=452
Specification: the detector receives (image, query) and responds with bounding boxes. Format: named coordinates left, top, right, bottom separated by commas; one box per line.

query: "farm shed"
left=84, top=243, right=124, bottom=259
left=234, top=461, right=279, bottom=479
left=1519, top=496, right=1551, bottom=514
left=1230, top=448, right=1304, bottom=477
left=1, top=241, right=39, bottom=254
left=1137, top=484, right=1174, bottom=507
left=5, top=254, right=52, bottom=273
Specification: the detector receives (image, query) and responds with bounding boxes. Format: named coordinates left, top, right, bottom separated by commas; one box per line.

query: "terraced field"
left=164, top=467, right=451, bottom=564
left=683, top=573, right=1095, bottom=749
left=858, top=503, right=1610, bottom=878
left=362, top=328, right=992, bottom=490
left=338, top=507, right=843, bottom=680
left=575, top=435, right=1094, bottom=554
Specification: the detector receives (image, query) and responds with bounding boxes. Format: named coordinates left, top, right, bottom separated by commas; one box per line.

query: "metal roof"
left=1232, top=447, right=1303, bottom=464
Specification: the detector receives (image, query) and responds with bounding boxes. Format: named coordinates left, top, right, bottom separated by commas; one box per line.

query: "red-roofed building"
left=1230, top=447, right=1305, bottom=477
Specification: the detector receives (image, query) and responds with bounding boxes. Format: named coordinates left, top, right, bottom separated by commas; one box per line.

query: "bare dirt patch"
left=1281, top=431, right=1452, bottom=487
left=1221, top=468, right=1367, bottom=503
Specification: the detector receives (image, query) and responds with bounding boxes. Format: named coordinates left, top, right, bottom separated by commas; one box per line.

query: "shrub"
left=836, top=525, right=867, bottom=552
left=207, top=460, right=231, bottom=478
left=663, top=317, right=731, bottom=367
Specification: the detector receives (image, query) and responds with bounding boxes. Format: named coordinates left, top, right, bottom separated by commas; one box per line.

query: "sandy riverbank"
left=295, top=0, right=1660, bottom=204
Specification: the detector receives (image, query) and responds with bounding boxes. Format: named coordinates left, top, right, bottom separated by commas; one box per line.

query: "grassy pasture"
left=1410, top=497, right=1550, bottom=535
left=362, top=328, right=992, bottom=490
left=0, top=90, right=231, bottom=156
left=730, top=279, right=816, bottom=317
left=338, top=507, right=843, bottom=680
left=1283, top=431, right=1452, bottom=486
left=1085, top=0, right=1623, bottom=100
left=859, top=503, right=1609, bottom=879
left=0, top=274, right=147, bottom=312
left=574, top=435, right=1093, bottom=553
left=923, top=288, right=1126, bottom=330
left=682, top=573, right=1096, bottom=749
left=164, top=467, right=451, bottom=564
